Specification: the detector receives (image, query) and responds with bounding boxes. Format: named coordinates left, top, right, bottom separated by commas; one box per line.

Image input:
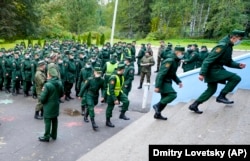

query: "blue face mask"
left=234, top=40, right=242, bottom=46
left=177, top=54, right=184, bottom=59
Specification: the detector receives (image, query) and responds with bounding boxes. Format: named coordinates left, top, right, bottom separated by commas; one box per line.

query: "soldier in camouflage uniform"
left=31, top=51, right=41, bottom=99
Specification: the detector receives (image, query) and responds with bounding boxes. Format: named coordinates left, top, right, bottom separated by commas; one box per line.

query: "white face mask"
left=86, top=64, right=91, bottom=68
left=234, top=40, right=242, bottom=46
left=25, top=55, right=30, bottom=59
left=177, top=54, right=184, bottom=59
left=58, top=60, right=63, bottom=64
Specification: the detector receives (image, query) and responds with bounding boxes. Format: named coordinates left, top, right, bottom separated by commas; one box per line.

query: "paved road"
left=0, top=46, right=249, bottom=161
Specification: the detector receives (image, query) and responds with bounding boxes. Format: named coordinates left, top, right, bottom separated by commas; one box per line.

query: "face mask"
left=234, top=40, right=242, bottom=46
left=95, top=74, right=101, bottom=78
left=177, top=54, right=184, bottom=59
left=86, top=64, right=91, bottom=68
left=91, top=59, right=96, bottom=62
left=25, top=55, right=30, bottom=59
left=58, top=60, right=63, bottom=64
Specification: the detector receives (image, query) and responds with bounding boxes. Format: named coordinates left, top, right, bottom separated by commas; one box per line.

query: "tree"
left=100, top=33, right=105, bottom=45
left=87, top=32, right=92, bottom=46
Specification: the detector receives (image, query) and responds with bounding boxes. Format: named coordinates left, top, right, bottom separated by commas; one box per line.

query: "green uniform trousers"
left=86, top=95, right=98, bottom=118
left=106, top=92, right=129, bottom=118
left=43, top=117, right=58, bottom=140
left=160, top=92, right=177, bottom=106
left=122, top=84, right=132, bottom=96
left=197, top=74, right=241, bottom=103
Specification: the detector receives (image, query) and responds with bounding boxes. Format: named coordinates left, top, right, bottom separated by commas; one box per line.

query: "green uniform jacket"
left=123, top=64, right=135, bottom=87
left=196, top=51, right=209, bottom=68
left=79, top=76, right=104, bottom=97
left=136, top=48, right=145, bottom=65
left=155, top=54, right=182, bottom=94
left=140, top=55, right=155, bottom=73
left=47, top=62, right=61, bottom=79
left=77, top=67, right=93, bottom=91
left=199, top=35, right=241, bottom=83
left=12, top=58, right=22, bottom=80
left=64, top=59, right=76, bottom=83
left=107, top=74, right=124, bottom=101
left=2, top=56, right=12, bottom=76
left=35, top=68, right=46, bottom=95
left=31, top=59, right=39, bottom=81
left=182, top=51, right=199, bottom=72
left=39, top=77, right=64, bottom=118
left=21, top=58, right=32, bottom=81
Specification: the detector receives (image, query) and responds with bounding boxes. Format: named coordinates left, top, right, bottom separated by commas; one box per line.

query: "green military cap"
left=167, top=42, right=172, bottom=47
left=192, top=44, right=198, bottom=47
left=38, top=60, right=46, bottom=66
left=64, top=50, right=70, bottom=55
left=48, top=68, right=58, bottom=77
left=125, top=56, right=132, bottom=61
left=174, top=46, right=185, bottom=52
left=201, top=45, right=207, bottom=49
left=231, top=29, right=246, bottom=38
left=94, top=67, right=102, bottom=73
left=49, top=52, right=57, bottom=58
left=33, top=51, right=40, bottom=55
left=117, top=63, right=125, bottom=70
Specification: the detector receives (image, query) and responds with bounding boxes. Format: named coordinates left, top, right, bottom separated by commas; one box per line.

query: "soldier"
left=122, top=56, right=135, bottom=96
left=2, top=51, right=12, bottom=93
left=99, top=45, right=110, bottom=68
left=138, top=51, right=155, bottom=89
left=78, top=67, right=104, bottom=131
left=131, top=41, right=136, bottom=62
left=161, top=42, right=173, bottom=60
left=21, top=51, right=33, bottom=97
left=146, top=43, right=154, bottom=56
left=106, top=63, right=130, bottom=128
left=34, top=60, right=46, bottom=120
left=102, top=54, right=118, bottom=102
left=182, top=44, right=199, bottom=72
left=47, top=52, right=60, bottom=79
left=77, top=61, right=93, bottom=115
left=31, top=51, right=41, bottom=99
left=75, top=51, right=87, bottom=97
left=11, top=51, right=22, bottom=96
left=38, top=68, right=64, bottom=142
left=189, top=30, right=246, bottom=114
left=57, top=56, right=65, bottom=103
left=196, top=45, right=209, bottom=68
left=0, top=49, right=4, bottom=91
left=136, top=44, right=146, bottom=75
left=155, top=40, right=165, bottom=73
left=64, top=51, right=76, bottom=101
left=153, top=46, right=184, bottom=120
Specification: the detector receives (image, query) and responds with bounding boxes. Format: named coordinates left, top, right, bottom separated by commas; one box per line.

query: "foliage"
left=87, top=32, right=92, bottom=46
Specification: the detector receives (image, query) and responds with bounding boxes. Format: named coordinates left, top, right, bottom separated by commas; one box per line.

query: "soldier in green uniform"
left=78, top=67, right=104, bottom=131
left=11, top=51, right=22, bottom=96
left=64, top=51, right=76, bottom=101
left=189, top=30, right=246, bottom=114
left=196, top=45, right=209, bottom=68
left=161, top=42, right=173, bottom=60
left=31, top=51, right=40, bottom=99
left=106, top=63, right=130, bottom=128
left=136, top=44, right=146, bottom=75
left=153, top=46, right=184, bottom=120
left=57, top=56, right=65, bottom=103
left=34, top=60, right=47, bottom=120
left=21, top=51, right=32, bottom=97
left=102, top=54, right=118, bottom=102
left=75, top=51, right=87, bottom=97
left=138, top=51, right=155, bottom=89
left=2, top=51, right=12, bottom=93
left=0, top=49, right=4, bottom=91
left=38, top=68, right=64, bottom=142
left=182, top=44, right=199, bottom=72
left=77, top=61, right=93, bottom=115
left=122, top=56, right=135, bottom=96
left=155, top=40, right=165, bottom=73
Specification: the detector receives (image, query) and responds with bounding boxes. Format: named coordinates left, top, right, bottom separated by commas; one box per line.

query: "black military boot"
left=106, top=118, right=115, bottom=127
left=137, top=82, right=142, bottom=89
left=12, top=89, right=17, bottom=96
left=153, top=102, right=161, bottom=115
left=16, top=88, right=22, bottom=94
left=68, top=95, right=74, bottom=99
left=34, top=111, right=43, bottom=120
left=65, top=94, right=70, bottom=101
left=5, top=88, right=10, bottom=94
left=40, top=109, right=43, bottom=119
left=119, top=112, right=130, bottom=120
left=216, top=93, right=234, bottom=104
left=90, top=118, right=98, bottom=130
left=32, top=93, right=37, bottom=99
left=154, top=113, right=168, bottom=120
left=81, top=106, right=85, bottom=116
left=84, top=108, right=89, bottom=123
left=189, top=101, right=203, bottom=114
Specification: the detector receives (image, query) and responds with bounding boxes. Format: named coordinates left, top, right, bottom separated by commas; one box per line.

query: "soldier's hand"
left=178, top=83, right=183, bottom=88
left=239, top=63, right=246, bottom=69
left=198, top=75, right=204, bottom=81
left=114, top=100, right=120, bottom=105
left=154, top=88, right=160, bottom=93
left=78, top=97, right=81, bottom=100
left=6, top=73, right=8, bottom=76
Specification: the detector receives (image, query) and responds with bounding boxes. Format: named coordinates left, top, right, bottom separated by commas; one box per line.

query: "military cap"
left=174, top=46, right=185, bottom=52
left=64, top=50, right=70, bottom=55
left=201, top=45, right=207, bottom=49
left=50, top=52, right=57, bottom=58
left=33, top=51, right=40, bottom=55
left=112, top=53, right=118, bottom=57
left=38, top=60, right=46, bottom=66
left=125, top=56, right=132, bottom=61
left=231, top=29, right=246, bottom=37
left=167, top=42, right=173, bottom=47
left=117, top=63, right=125, bottom=70
left=94, top=67, right=102, bottom=73
left=48, top=68, right=58, bottom=77
left=192, top=44, right=198, bottom=47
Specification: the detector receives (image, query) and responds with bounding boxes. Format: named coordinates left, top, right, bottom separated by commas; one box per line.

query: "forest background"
left=0, top=0, right=250, bottom=48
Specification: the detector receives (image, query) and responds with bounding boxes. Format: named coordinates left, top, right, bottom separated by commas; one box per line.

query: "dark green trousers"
left=86, top=95, right=98, bottom=118
left=160, top=92, right=177, bottom=105
left=106, top=92, right=129, bottom=118
left=43, top=117, right=58, bottom=140
left=197, top=74, right=241, bottom=103
left=122, top=84, right=132, bottom=96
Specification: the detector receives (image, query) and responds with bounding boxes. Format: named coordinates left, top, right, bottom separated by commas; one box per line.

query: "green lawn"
left=0, top=39, right=250, bottom=50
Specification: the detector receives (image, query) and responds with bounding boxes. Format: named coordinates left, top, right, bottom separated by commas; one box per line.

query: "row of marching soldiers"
left=155, top=41, right=210, bottom=73
left=0, top=40, right=137, bottom=131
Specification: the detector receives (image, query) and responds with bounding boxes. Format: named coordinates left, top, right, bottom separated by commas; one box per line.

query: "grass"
left=0, top=38, right=249, bottom=50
